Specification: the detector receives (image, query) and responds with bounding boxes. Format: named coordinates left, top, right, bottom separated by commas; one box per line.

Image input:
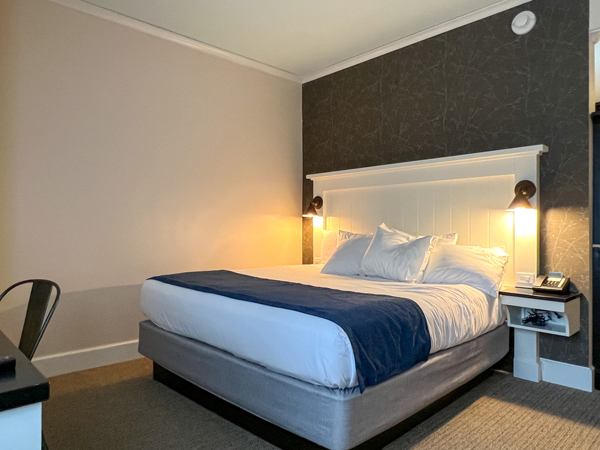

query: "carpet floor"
left=43, top=359, right=600, bottom=449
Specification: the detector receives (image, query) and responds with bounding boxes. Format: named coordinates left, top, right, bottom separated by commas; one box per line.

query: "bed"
left=138, top=145, right=547, bottom=450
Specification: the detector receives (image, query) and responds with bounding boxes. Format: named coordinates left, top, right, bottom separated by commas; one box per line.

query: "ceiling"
left=81, top=0, right=525, bottom=80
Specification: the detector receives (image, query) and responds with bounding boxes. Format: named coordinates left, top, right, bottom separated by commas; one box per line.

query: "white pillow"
left=320, top=230, right=370, bottom=264
left=377, top=223, right=415, bottom=241
left=339, top=230, right=366, bottom=242
left=320, top=230, right=339, bottom=264
left=434, top=233, right=458, bottom=245
left=421, top=244, right=509, bottom=297
left=359, top=225, right=438, bottom=282
left=321, top=235, right=373, bottom=276
left=378, top=223, right=457, bottom=245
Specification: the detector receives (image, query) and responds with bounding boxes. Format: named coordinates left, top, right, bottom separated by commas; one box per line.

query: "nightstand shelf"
left=501, top=288, right=580, bottom=337
left=499, top=287, right=582, bottom=383
left=507, top=317, right=567, bottom=335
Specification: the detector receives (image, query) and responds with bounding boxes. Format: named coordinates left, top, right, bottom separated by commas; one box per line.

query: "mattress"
left=141, top=264, right=504, bottom=389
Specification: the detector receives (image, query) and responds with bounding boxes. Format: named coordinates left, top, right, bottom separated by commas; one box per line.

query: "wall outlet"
left=516, top=272, right=535, bottom=288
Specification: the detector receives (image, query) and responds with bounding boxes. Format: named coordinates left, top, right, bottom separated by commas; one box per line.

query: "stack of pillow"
left=320, top=223, right=509, bottom=298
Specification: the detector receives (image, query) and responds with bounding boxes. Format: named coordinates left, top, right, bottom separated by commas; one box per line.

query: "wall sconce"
left=507, top=180, right=536, bottom=211
left=302, top=196, right=323, bottom=217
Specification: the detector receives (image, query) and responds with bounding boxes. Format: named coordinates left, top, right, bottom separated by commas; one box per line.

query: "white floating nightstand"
left=500, top=287, right=581, bottom=383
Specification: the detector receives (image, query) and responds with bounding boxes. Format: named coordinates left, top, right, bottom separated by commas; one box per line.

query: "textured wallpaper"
left=302, top=1, right=590, bottom=366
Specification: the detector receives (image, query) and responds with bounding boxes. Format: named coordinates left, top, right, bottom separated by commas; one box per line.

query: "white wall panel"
left=469, top=178, right=490, bottom=247
left=418, top=184, right=435, bottom=237
left=403, top=184, right=420, bottom=235
left=433, top=182, right=453, bottom=236
left=310, top=146, right=547, bottom=285
left=323, top=176, right=512, bottom=240
left=451, top=180, right=471, bottom=244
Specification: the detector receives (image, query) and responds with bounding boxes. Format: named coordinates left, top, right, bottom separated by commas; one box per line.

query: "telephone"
left=532, top=272, right=570, bottom=294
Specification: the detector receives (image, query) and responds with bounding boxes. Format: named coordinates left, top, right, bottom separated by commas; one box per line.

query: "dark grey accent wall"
left=302, top=1, right=590, bottom=366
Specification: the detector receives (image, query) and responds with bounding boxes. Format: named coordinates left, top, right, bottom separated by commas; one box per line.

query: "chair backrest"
left=0, top=280, right=60, bottom=360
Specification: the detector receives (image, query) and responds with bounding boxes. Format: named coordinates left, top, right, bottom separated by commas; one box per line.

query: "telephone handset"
left=532, top=272, right=570, bottom=294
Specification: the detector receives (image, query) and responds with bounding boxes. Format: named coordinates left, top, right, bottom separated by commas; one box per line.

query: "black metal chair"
left=0, top=279, right=60, bottom=450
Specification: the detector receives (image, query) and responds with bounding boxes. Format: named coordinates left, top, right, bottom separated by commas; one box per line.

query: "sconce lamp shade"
left=302, top=196, right=323, bottom=217
left=507, top=180, right=536, bottom=211
left=302, top=203, right=319, bottom=217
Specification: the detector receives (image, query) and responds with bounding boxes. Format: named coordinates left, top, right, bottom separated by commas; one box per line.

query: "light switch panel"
left=516, top=272, right=535, bottom=288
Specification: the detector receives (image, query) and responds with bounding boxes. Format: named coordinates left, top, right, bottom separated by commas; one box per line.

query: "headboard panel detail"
left=307, top=145, right=548, bottom=287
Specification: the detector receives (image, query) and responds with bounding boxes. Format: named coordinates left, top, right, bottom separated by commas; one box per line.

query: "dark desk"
left=0, top=329, right=49, bottom=448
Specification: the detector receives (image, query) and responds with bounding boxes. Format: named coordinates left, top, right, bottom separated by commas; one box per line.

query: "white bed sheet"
left=141, top=264, right=504, bottom=389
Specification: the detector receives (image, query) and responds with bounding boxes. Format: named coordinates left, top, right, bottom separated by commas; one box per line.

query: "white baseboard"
left=513, top=357, right=542, bottom=382
left=32, top=340, right=141, bottom=378
left=30, top=339, right=596, bottom=392
left=540, top=358, right=594, bottom=392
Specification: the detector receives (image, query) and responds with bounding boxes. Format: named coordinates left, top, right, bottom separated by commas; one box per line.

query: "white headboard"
left=307, top=145, right=548, bottom=287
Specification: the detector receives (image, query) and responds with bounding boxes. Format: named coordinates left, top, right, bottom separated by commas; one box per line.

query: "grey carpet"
left=43, top=359, right=277, bottom=450
left=43, top=359, right=600, bottom=449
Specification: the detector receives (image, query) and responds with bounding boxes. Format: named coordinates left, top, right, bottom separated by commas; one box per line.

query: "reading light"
left=302, top=196, right=323, bottom=217
left=507, top=180, right=536, bottom=211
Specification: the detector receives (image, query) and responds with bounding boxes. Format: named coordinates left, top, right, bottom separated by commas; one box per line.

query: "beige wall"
left=592, top=0, right=600, bottom=31
left=0, top=0, right=302, bottom=361
left=593, top=0, right=600, bottom=102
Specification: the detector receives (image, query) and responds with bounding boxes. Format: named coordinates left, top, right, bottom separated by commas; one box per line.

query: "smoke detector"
left=512, top=11, right=536, bottom=35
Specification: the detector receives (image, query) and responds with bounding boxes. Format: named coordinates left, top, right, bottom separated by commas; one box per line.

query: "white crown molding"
left=540, top=358, right=594, bottom=392
left=48, top=0, right=302, bottom=83
left=302, top=0, right=532, bottom=83
left=50, top=0, right=531, bottom=85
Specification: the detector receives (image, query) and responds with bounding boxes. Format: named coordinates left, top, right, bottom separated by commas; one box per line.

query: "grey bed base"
left=139, top=320, right=509, bottom=450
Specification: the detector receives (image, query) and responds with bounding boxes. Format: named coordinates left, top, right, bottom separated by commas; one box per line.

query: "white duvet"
left=141, top=264, right=504, bottom=389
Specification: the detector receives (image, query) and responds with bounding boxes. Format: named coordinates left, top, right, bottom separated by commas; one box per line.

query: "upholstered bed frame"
left=140, top=320, right=507, bottom=450
left=138, top=145, right=547, bottom=450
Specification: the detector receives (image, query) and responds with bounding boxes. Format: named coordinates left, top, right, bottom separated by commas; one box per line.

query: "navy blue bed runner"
left=151, top=270, right=431, bottom=392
